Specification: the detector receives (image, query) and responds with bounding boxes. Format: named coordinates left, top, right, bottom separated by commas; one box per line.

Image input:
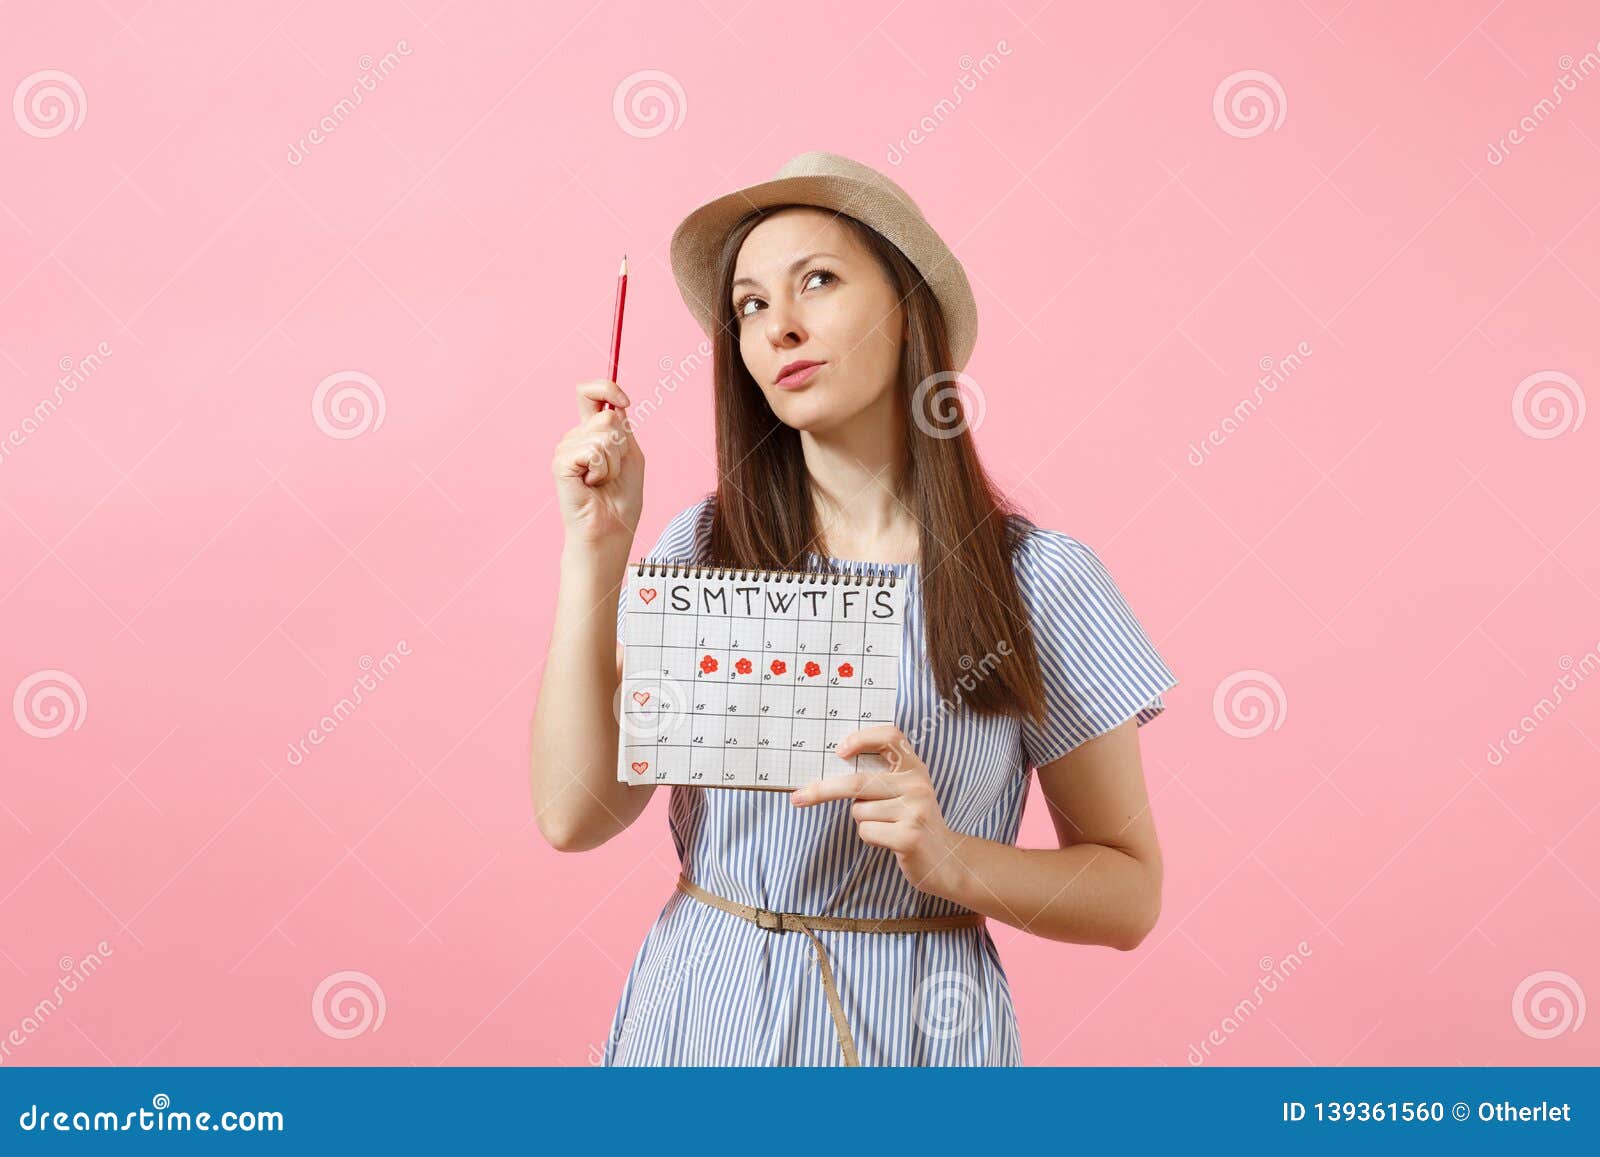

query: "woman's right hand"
left=552, top=379, right=645, bottom=551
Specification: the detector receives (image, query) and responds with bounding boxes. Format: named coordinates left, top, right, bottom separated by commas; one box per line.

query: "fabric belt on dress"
left=674, top=873, right=986, bottom=1067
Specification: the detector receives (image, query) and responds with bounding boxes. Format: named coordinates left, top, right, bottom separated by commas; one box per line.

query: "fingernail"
left=618, top=392, right=631, bottom=406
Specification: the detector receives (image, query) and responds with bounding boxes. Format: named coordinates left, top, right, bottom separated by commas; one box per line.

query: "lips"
left=775, top=360, right=826, bottom=389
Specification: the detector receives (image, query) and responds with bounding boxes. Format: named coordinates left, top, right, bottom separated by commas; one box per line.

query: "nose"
left=764, top=297, right=806, bottom=349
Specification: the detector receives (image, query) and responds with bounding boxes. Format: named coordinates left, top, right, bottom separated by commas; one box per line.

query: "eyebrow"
left=731, top=252, right=842, bottom=293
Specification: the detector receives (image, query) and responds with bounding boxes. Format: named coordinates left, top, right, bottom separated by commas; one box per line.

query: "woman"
left=530, top=151, right=1179, bottom=1066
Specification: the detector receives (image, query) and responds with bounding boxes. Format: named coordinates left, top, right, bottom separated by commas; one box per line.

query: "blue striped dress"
left=604, top=494, right=1178, bottom=1065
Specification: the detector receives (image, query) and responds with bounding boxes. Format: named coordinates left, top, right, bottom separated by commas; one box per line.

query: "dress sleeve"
left=1013, top=527, right=1178, bottom=768
left=615, top=494, right=715, bottom=643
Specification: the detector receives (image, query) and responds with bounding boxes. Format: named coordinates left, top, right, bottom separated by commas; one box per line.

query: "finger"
left=855, top=820, right=913, bottom=852
left=837, top=725, right=920, bottom=769
left=575, top=379, right=630, bottom=420
left=568, top=435, right=615, bottom=485
left=791, top=771, right=897, bottom=806
left=850, top=798, right=900, bottom=823
left=835, top=723, right=907, bottom=758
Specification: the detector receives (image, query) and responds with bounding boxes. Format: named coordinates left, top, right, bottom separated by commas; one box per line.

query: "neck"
left=797, top=391, right=918, bottom=562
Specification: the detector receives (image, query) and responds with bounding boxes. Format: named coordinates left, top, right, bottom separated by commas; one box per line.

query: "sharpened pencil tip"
left=619, top=254, right=628, bottom=275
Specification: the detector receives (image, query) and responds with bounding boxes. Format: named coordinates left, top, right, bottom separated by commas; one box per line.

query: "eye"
left=731, top=268, right=837, bottom=322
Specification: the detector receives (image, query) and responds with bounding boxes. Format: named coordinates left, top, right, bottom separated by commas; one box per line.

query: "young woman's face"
left=730, top=207, right=904, bottom=434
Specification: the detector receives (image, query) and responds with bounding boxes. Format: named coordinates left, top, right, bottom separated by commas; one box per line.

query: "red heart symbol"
left=638, top=588, right=657, bottom=604
left=630, top=760, right=649, bottom=775
left=632, top=690, right=650, bottom=706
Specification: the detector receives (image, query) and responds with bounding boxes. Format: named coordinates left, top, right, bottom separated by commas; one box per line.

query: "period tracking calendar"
left=617, top=561, right=905, bottom=789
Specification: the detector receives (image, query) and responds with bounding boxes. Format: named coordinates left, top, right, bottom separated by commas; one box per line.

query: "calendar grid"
left=621, top=564, right=904, bottom=790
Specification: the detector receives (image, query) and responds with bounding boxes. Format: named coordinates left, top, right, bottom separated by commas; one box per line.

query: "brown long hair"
left=696, top=206, right=1049, bottom=725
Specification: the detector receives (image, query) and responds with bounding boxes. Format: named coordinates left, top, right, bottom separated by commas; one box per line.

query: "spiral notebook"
left=617, top=560, right=905, bottom=790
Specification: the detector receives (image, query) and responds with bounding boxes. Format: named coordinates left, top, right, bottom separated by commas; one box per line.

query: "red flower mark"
left=803, top=660, right=822, bottom=678
left=734, top=657, right=753, bottom=675
left=769, top=659, right=787, bottom=676
left=837, top=662, right=854, bottom=679
left=699, top=654, right=718, bottom=674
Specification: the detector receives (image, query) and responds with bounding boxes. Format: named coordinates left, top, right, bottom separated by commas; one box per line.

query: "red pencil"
left=603, top=254, right=628, bottom=410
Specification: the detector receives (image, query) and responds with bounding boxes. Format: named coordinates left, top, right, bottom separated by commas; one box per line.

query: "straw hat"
left=668, top=150, right=979, bottom=371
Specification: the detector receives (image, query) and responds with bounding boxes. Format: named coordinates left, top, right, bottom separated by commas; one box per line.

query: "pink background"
left=3, top=0, right=1597, bottom=1066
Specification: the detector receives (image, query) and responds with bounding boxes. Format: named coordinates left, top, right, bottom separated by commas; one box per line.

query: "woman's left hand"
left=790, top=723, right=961, bottom=897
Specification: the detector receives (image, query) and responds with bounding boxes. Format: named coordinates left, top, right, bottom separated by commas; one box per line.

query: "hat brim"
left=669, top=172, right=977, bottom=371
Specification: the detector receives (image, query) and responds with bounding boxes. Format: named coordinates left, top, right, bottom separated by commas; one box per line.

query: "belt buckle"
left=752, top=905, right=787, bottom=933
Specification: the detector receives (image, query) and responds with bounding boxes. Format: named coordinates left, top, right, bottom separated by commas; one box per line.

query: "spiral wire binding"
left=633, top=560, right=897, bottom=588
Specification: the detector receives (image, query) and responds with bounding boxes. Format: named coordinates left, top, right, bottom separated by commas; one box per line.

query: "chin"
left=770, top=394, right=850, bottom=434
